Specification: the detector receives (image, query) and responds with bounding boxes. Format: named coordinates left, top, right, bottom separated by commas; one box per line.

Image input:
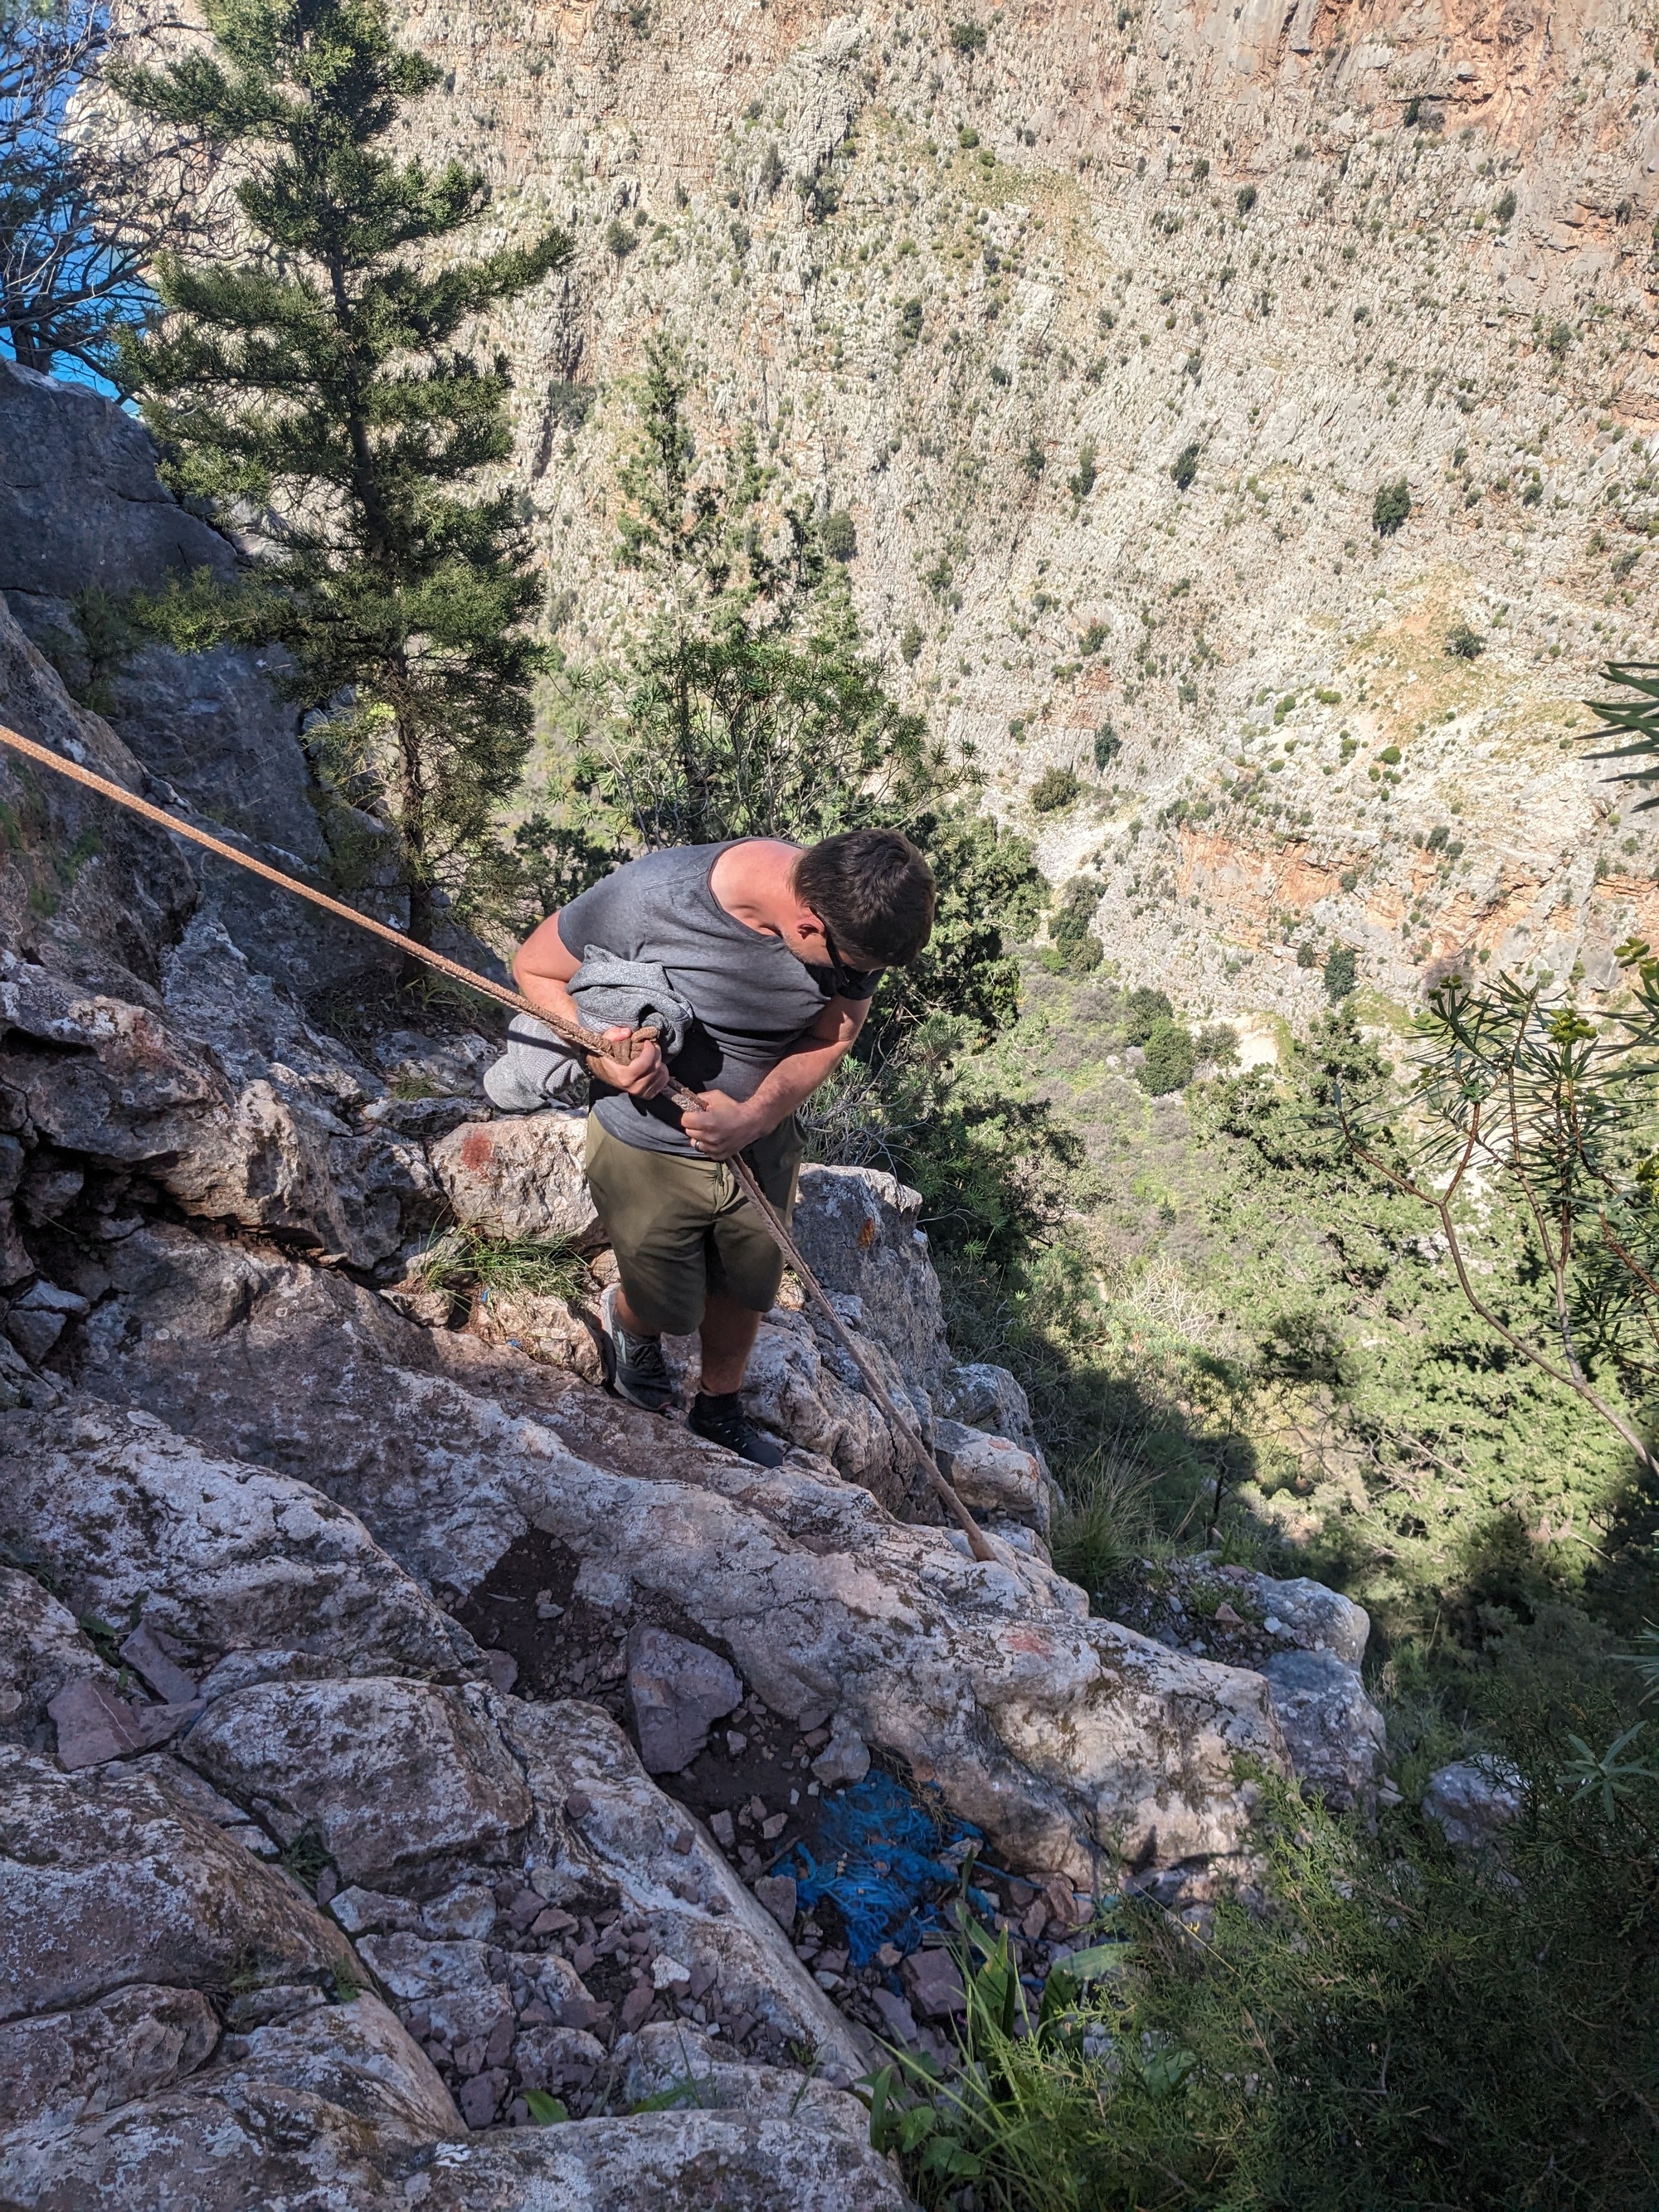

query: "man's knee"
left=613, top=1260, right=706, bottom=1339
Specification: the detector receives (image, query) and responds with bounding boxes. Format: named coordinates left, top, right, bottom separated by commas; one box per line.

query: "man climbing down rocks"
left=487, top=830, right=937, bottom=1466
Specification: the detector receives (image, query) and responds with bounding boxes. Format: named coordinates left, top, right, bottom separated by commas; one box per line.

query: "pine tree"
left=114, top=0, right=567, bottom=939
left=601, top=338, right=937, bottom=850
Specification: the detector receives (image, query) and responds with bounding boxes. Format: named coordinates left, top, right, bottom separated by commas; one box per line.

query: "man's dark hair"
left=794, top=829, right=936, bottom=967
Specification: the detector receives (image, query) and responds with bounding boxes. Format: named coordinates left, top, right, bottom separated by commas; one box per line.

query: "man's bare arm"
left=512, top=910, right=669, bottom=1100
left=679, top=996, right=870, bottom=1159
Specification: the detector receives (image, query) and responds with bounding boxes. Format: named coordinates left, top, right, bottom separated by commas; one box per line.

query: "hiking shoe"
left=600, top=1285, right=675, bottom=1412
left=688, top=1390, right=786, bottom=1467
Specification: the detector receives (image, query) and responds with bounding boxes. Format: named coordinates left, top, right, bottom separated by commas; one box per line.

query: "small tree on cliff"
left=114, top=0, right=567, bottom=939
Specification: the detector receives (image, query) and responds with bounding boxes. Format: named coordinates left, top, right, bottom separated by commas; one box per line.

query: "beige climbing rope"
left=0, top=718, right=998, bottom=1562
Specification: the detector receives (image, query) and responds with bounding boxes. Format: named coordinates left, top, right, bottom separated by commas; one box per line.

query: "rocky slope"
left=0, top=362, right=1384, bottom=2201
left=129, top=0, right=1658, bottom=1034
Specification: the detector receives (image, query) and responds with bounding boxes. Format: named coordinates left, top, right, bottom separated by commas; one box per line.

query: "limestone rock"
left=221, top=1991, right=460, bottom=2142
left=46, top=1679, right=202, bottom=1770
left=0, top=2000, right=458, bottom=2206
left=0, top=964, right=426, bottom=1267
left=626, top=1626, right=744, bottom=1773
left=182, top=1677, right=535, bottom=1890
left=470, top=1283, right=605, bottom=1382
left=620, top=2020, right=864, bottom=2118
left=353, top=1932, right=516, bottom=2053
left=75, top=1233, right=1292, bottom=1887
left=1422, top=1758, right=1526, bottom=1852
left=0, top=2083, right=411, bottom=2211
left=1108, top=1556, right=1385, bottom=1810
left=0, top=1566, right=113, bottom=1749
left=1259, top=1649, right=1387, bottom=1814
left=0, top=607, right=195, bottom=1004
left=0, top=360, right=231, bottom=608
left=409, top=2107, right=916, bottom=2210
left=939, top=1361, right=1046, bottom=1463
left=0, top=1748, right=357, bottom=2023
left=810, top=1710, right=871, bottom=1789
left=0, top=1403, right=476, bottom=1684
left=736, top=1305, right=915, bottom=1508
left=935, top=1418, right=1057, bottom=1537
left=499, top=1697, right=869, bottom=2073
left=0, top=1983, right=219, bottom=2131
left=791, top=1164, right=951, bottom=1392
left=902, top=1947, right=966, bottom=2020
left=431, top=1111, right=602, bottom=1249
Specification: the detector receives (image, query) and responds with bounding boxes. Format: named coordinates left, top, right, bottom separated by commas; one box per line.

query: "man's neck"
left=708, top=839, right=800, bottom=938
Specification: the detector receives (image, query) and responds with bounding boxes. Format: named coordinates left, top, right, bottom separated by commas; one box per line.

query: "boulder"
left=1106, top=1556, right=1385, bottom=1810
left=619, top=2019, right=864, bottom=2117
left=0, top=962, right=428, bottom=1267
left=626, top=1626, right=744, bottom=1774
left=0, top=359, right=233, bottom=611
left=938, top=1360, right=1046, bottom=1462
left=0, top=1403, right=476, bottom=1684
left=1259, top=1649, right=1387, bottom=1813
left=0, top=1565, right=113, bottom=1749
left=791, top=1165, right=951, bottom=1391
left=1422, top=1757, right=1526, bottom=1852
left=182, top=1677, right=535, bottom=1890
left=219, top=1990, right=460, bottom=2142
left=0, top=1748, right=357, bottom=2023
left=0, top=1983, right=220, bottom=2131
left=0, top=2083, right=414, bottom=2211
left=470, top=1283, right=605, bottom=1383
left=431, top=1111, right=602, bottom=1249
left=406, top=2111, right=917, bottom=2209
left=734, top=1305, right=917, bottom=1509
left=935, top=1418, right=1056, bottom=1538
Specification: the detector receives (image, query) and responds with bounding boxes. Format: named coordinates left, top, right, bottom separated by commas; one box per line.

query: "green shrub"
left=1068, top=440, right=1098, bottom=502
left=1445, top=619, right=1485, bottom=659
left=899, top=620, right=923, bottom=664
left=1373, top=477, right=1412, bottom=535
left=605, top=216, right=636, bottom=259
left=1049, top=874, right=1104, bottom=975
left=949, top=17, right=987, bottom=51
left=1093, top=722, right=1120, bottom=769
left=1021, top=438, right=1047, bottom=480
left=1122, top=985, right=1174, bottom=1043
left=1236, top=183, right=1257, bottom=215
left=1170, top=442, right=1199, bottom=491
left=1325, top=945, right=1357, bottom=1000
left=1496, top=186, right=1516, bottom=223
left=1030, top=765, right=1081, bottom=812
left=1141, top=1015, right=1198, bottom=1093
left=1545, top=318, right=1574, bottom=361
left=875, top=1735, right=1659, bottom=2212
left=1379, top=742, right=1402, bottom=764
left=819, top=508, right=858, bottom=562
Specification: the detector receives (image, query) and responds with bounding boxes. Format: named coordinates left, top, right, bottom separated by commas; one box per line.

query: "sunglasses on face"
left=810, top=912, right=868, bottom=991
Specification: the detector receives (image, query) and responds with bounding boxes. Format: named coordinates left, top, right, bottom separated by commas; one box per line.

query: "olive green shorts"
left=584, top=1111, right=805, bottom=1337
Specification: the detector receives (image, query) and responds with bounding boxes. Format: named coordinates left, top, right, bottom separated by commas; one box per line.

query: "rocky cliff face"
left=267, top=0, right=1659, bottom=1027
left=0, top=365, right=1384, bottom=2200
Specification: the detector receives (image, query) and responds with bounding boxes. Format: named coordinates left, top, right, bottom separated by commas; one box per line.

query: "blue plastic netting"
left=777, top=1770, right=999, bottom=1967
